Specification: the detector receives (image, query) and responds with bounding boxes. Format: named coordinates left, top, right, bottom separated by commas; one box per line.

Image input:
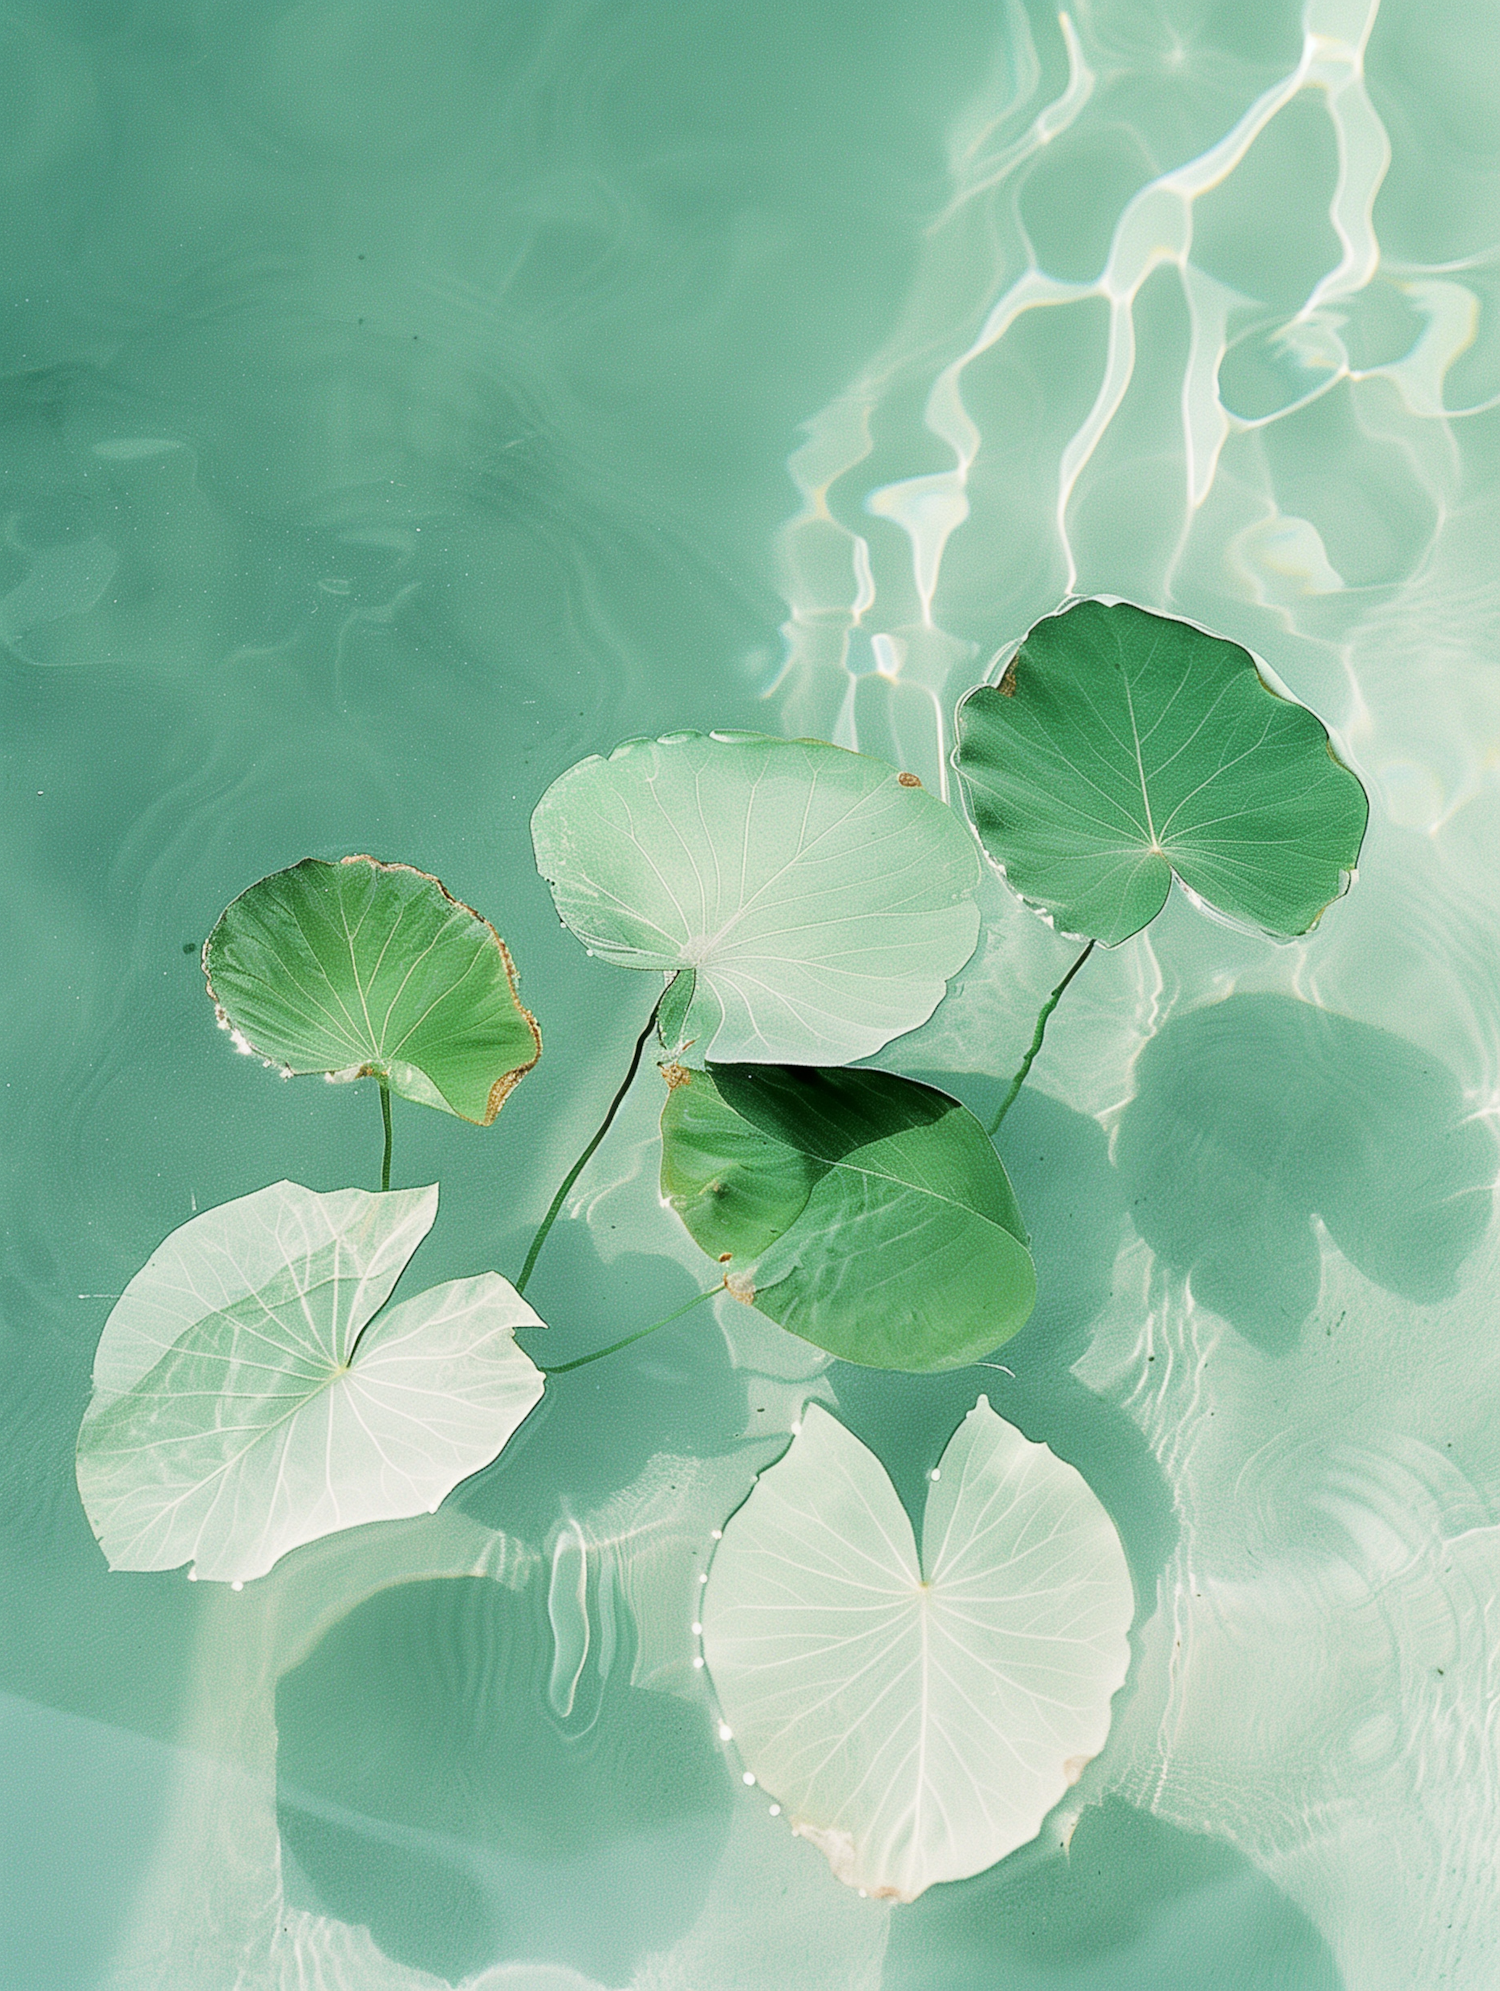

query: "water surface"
left=4, top=2, right=1499, bottom=1986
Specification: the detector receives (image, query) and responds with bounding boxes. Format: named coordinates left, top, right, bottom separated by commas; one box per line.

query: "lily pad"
left=702, top=1399, right=1134, bottom=1901
left=530, top=731, right=981, bottom=1066
left=660, top=1064, right=1035, bottom=1371
left=75, top=1181, right=545, bottom=1583
left=204, top=857, right=541, bottom=1122
left=953, top=600, right=1368, bottom=944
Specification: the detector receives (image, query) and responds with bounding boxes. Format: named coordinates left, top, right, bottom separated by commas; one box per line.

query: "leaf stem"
left=378, top=1079, right=393, bottom=1193
left=988, top=940, right=1096, bottom=1136
left=538, top=1283, right=719, bottom=1375
left=514, top=982, right=671, bottom=1296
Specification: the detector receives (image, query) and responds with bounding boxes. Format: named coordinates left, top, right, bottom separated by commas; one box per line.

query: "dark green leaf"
left=954, top=600, right=1368, bottom=944
left=660, top=1065, right=1035, bottom=1372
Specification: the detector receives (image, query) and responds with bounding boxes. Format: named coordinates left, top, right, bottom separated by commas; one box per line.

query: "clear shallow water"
left=3, top=2, right=1498, bottom=1986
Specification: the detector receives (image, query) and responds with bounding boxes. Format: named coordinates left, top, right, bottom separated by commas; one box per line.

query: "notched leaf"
left=702, top=1401, right=1134, bottom=1900
left=954, top=599, right=1368, bottom=945
left=75, top=1181, right=547, bottom=1584
left=531, top=731, right=981, bottom=1066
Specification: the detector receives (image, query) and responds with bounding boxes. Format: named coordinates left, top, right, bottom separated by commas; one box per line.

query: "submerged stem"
left=378, top=1079, right=393, bottom=1193
left=538, top=1283, right=719, bottom=1376
left=988, top=940, right=1096, bottom=1136
left=514, top=982, right=671, bottom=1296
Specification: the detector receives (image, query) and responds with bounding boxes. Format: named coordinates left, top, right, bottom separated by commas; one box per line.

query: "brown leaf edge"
left=202, top=855, right=542, bottom=1125
left=340, top=857, right=542, bottom=1125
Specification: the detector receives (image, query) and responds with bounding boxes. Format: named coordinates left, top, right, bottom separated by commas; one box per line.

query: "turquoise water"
left=4, top=1, right=1499, bottom=1985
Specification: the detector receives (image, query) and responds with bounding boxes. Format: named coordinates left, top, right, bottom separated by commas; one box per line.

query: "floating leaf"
left=204, top=857, right=541, bottom=1122
left=702, top=1399, right=1134, bottom=1901
left=76, top=1181, right=545, bottom=1583
left=531, top=731, right=981, bottom=1066
left=660, top=1065, right=1034, bottom=1371
left=953, top=600, right=1368, bottom=944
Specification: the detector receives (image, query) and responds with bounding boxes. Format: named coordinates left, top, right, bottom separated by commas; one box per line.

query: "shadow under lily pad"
left=883, top=1795, right=1345, bottom=1990
left=1115, top=994, right=1496, bottom=1354
left=275, top=1571, right=732, bottom=1985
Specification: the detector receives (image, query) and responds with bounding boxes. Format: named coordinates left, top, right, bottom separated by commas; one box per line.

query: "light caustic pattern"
left=771, top=0, right=1499, bottom=801
left=770, top=2, right=1500, bottom=1987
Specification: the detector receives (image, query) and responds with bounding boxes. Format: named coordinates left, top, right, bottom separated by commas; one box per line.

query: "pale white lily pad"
left=76, top=1181, right=545, bottom=1584
left=701, top=1399, right=1134, bottom=1901
left=530, top=731, right=981, bottom=1066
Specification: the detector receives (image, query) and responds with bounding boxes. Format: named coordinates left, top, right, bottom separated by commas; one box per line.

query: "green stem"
left=378, top=1079, right=393, bottom=1193
left=538, top=1283, right=719, bottom=1376
left=515, top=983, right=670, bottom=1296
left=988, top=940, right=1096, bottom=1136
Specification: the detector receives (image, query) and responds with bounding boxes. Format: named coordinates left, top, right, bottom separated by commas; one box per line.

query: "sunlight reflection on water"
left=4, top=0, right=1498, bottom=1986
left=770, top=3, right=1500, bottom=1985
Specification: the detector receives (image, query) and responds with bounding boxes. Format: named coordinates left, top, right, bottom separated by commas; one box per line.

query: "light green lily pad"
left=702, top=1399, right=1135, bottom=1901
left=953, top=600, right=1368, bottom=944
left=530, top=731, right=981, bottom=1066
left=75, top=1181, right=545, bottom=1583
left=204, top=857, right=541, bottom=1123
left=660, top=1064, right=1035, bottom=1371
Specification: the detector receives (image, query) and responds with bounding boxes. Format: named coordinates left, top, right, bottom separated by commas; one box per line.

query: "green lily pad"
left=702, top=1399, right=1135, bottom=1900
left=953, top=600, right=1368, bottom=944
left=75, top=1181, right=545, bottom=1583
left=531, top=731, right=981, bottom=1066
left=204, top=857, right=541, bottom=1123
left=659, top=1063, right=1035, bottom=1371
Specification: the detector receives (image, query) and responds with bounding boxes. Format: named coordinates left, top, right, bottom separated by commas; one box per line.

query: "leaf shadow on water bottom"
left=454, top=1230, right=750, bottom=1540
left=275, top=1570, right=733, bottom=1986
left=1114, top=994, right=1498, bottom=1355
left=832, top=1084, right=1177, bottom=1610
left=881, top=1795, right=1345, bottom=1991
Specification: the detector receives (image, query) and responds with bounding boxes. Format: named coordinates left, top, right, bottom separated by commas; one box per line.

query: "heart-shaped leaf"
left=702, top=1399, right=1134, bottom=1901
left=76, top=1181, right=545, bottom=1583
left=204, top=857, right=541, bottom=1122
left=953, top=600, right=1368, bottom=944
left=660, top=1064, right=1035, bottom=1370
left=531, top=731, right=981, bottom=1066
